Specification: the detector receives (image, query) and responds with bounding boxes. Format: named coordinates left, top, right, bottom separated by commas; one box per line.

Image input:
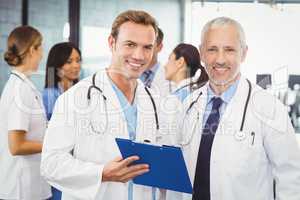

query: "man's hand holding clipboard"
left=115, top=138, right=193, bottom=194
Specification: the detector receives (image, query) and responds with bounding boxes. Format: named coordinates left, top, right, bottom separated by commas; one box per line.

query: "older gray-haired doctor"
left=173, top=17, right=300, bottom=200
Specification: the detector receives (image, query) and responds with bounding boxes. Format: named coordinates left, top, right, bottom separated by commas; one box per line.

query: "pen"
left=251, top=132, right=255, bottom=145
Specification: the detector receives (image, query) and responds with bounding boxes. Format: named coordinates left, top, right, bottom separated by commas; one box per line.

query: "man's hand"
left=102, top=156, right=149, bottom=183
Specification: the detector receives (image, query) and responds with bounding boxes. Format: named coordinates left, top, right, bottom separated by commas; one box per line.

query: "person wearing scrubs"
left=140, top=28, right=172, bottom=97
left=164, top=43, right=208, bottom=102
left=42, top=42, right=81, bottom=199
left=0, top=26, right=51, bottom=200
left=41, top=10, right=165, bottom=200
left=43, top=42, right=81, bottom=120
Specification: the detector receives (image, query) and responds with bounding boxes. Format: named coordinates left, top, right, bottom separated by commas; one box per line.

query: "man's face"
left=108, top=21, right=156, bottom=79
left=200, top=24, right=247, bottom=86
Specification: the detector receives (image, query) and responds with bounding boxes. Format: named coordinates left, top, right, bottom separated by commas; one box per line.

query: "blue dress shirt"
left=202, top=79, right=240, bottom=127
left=140, top=63, right=160, bottom=87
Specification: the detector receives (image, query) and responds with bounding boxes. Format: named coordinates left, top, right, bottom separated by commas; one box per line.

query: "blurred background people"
left=164, top=43, right=208, bottom=102
left=0, top=26, right=51, bottom=200
left=284, top=83, right=300, bottom=131
left=140, top=27, right=172, bottom=97
left=43, top=42, right=81, bottom=120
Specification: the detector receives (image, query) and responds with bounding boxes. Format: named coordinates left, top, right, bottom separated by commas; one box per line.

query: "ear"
left=241, top=45, right=248, bottom=63
left=176, top=57, right=185, bottom=69
left=108, top=35, right=115, bottom=51
left=29, top=46, right=35, bottom=57
left=156, top=42, right=163, bottom=53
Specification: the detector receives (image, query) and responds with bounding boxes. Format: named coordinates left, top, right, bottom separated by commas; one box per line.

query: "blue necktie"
left=192, top=97, right=223, bottom=200
left=143, top=70, right=153, bottom=87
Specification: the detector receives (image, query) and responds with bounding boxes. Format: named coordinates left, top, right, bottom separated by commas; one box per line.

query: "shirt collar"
left=175, top=77, right=193, bottom=91
left=11, top=69, right=38, bottom=92
left=147, top=62, right=160, bottom=74
left=207, top=78, right=240, bottom=105
left=109, top=77, right=137, bottom=106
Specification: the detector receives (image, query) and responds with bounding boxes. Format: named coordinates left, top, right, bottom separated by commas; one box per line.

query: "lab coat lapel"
left=11, top=70, right=45, bottom=115
left=215, top=77, right=249, bottom=138
left=183, top=84, right=208, bottom=185
left=95, top=70, right=129, bottom=138
left=135, top=80, right=157, bottom=143
left=208, top=78, right=250, bottom=200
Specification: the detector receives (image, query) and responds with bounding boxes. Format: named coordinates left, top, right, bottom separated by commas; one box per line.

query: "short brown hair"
left=156, top=27, right=164, bottom=45
left=111, top=10, right=158, bottom=39
left=4, top=25, right=42, bottom=66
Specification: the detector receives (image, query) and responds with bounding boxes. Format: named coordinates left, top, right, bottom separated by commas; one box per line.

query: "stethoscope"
left=180, top=79, right=252, bottom=146
left=87, top=73, right=159, bottom=134
left=11, top=72, right=25, bottom=82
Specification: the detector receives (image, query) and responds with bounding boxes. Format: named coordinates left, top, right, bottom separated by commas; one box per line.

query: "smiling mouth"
left=213, top=66, right=229, bottom=72
left=127, top=61, right=144, bottom=70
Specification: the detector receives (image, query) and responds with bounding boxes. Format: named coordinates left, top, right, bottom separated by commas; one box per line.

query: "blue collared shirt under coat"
left=202, top=79, right=240, bottom=127
left=140, top=62, right=160, bottom=87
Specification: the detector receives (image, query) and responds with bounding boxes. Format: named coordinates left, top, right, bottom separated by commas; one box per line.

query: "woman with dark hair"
left=0, top=26, right=51, bottom=200
left=164, top=43, right=208, bottom=101
left=42, top=42, right=81, bottom=120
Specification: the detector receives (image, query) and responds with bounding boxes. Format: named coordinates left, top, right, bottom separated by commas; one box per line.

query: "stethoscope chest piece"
left=234, top=131, right=246, bottom=141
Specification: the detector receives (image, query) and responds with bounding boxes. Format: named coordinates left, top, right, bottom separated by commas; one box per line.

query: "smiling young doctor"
left=41, top=10, right=165, bottom=200
left=173, top=17, right=300, bottom=200
left=0, top=26, right=51, bottom=199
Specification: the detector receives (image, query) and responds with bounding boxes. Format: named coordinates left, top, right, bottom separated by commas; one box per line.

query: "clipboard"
left=115, top=138, right=193, bottom=194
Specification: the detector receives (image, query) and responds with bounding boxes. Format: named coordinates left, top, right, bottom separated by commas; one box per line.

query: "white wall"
left=189, top=2, right=300, bottom=90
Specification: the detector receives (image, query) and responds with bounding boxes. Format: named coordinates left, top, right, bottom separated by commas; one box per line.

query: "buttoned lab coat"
left=175, top=77, right=300, bottom=200
left=41, top=70, right=165, bottom=200
left=0, top=70, right=51, bottom=200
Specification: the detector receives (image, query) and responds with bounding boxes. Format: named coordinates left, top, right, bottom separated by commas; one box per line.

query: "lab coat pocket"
left=226, top=132, right=266, bottom=177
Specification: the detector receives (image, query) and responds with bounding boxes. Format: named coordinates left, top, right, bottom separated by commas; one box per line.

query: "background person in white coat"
left=0, top=26, right=51, bottom=200
left=41, top=10, right=165, bottom=200
left=140, top=27, right=172, bottom=97
left=174, top=17, right=300, bottom=200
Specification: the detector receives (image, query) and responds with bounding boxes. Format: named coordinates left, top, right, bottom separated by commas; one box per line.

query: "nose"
left=132, top=47, right=145, bottom=61
left=216, top=50, right=226, bottom=66
left=73, top=61, right=81, bottom=70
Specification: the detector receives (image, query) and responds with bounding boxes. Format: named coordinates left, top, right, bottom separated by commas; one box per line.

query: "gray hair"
left=201, top=17, right=247, bottom=49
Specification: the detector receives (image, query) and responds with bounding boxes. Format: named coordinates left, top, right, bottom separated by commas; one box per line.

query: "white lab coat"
left=0, top=70, right=51, bottom=200
left=41, top=70, right=165, bottom=200
left=173, top=77, right=300, bottom=200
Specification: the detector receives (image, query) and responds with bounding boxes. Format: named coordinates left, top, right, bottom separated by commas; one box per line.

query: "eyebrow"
left=123, top=40, right=154, bottom=47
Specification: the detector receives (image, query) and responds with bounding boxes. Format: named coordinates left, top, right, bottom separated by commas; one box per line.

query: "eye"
left=207, top=48, right=217, bottom=52
left=144, top=45, right=153, bottom=51
left=225, top=48, right=236, bottom=52
left=125, top=42, right=136, bottom=48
